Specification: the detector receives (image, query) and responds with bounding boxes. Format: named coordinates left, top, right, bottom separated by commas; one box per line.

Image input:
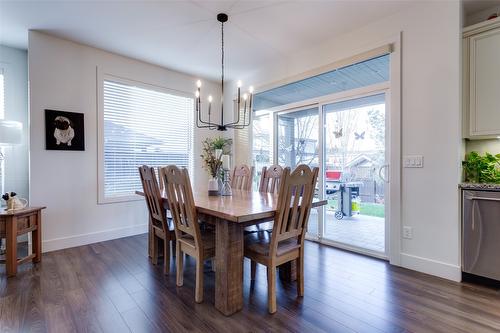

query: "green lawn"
left=327, top=200, right=385, bottom=218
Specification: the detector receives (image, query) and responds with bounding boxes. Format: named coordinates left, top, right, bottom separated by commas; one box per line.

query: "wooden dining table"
left=136, top=189, right=327, bottom=316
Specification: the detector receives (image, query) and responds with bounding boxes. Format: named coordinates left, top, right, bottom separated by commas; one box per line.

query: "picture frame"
left=45, top=109, right=85, bottom=151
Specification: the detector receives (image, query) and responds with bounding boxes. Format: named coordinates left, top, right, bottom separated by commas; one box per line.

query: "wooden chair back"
left=139, top=165, right=168, bottom=233
left=157, top=166, right=164, bottom=191
left=231, top=164, right=254, bottom=191
left=161, top=166, right=202, bottom=246
left=270, top=165, right=319, bottom=255
left=259, top=165, right=283, bottom=193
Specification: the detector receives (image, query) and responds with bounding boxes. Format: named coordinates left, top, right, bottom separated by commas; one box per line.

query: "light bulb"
left=243, top=93, right=248, bottom=100
left=195, top=91, right=200, bottom=98
left=196, top=80, right=202, bottom=88
left=237, top=80, right=242, bottom=88
left=208, top=95, right=213, bottom=103
left=249, top=86, right=254, bottom=93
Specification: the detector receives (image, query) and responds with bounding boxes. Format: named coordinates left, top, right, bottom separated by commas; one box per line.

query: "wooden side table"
left=0, top=207, right=46, bottom=277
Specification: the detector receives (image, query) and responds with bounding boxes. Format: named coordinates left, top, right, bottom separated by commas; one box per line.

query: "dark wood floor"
left=1, top=234, right=500, bottom=333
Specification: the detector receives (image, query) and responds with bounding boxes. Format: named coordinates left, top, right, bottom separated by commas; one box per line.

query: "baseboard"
left=400, top=252, right=461, bottom=282
left=42, top=224, right=148, bottom=253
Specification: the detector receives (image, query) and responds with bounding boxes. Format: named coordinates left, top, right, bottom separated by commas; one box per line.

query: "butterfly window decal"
left=333, top=128, right=343, bottom=138
left=354, top=131, right=365, bottom=140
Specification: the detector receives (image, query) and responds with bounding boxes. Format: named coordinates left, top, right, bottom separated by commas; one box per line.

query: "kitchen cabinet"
left=463, top=17, right=500, bottom=139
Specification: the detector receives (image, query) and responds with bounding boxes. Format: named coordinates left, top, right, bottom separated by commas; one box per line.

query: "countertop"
left=459, top=183, right=500, bottom=190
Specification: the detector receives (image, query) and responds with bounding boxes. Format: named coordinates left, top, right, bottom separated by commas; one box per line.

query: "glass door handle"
left=378, top=164, right=389, bottom=183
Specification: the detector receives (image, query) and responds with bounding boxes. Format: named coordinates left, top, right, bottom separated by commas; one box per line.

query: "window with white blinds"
left=0, top=70, right=5, bottom=194
left=101, top=78, right=194, bottom=201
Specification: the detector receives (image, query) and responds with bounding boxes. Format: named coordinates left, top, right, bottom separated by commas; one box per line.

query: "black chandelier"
left=195, top=13, right=253, bottom=131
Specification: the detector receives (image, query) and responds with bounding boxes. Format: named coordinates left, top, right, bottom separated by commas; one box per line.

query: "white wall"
left=29, top=31, right=222, bottom=252
left=0, top=45, right=29, bottom=200
left=229, top=1, right=462, bottom=281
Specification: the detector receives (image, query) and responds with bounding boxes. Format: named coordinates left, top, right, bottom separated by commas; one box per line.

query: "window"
left=0, top=69, right=4, bottom=119
left=277, top=107, right=319, bottom=169
left=0, top=69, right=4, bottom=193
left=251, top=112, right=273, bottom=189
left=100, top=77, right=194, bottom=202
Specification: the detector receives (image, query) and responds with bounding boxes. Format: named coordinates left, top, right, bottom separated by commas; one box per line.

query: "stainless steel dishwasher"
left=462, top=189, right=500, bottom=281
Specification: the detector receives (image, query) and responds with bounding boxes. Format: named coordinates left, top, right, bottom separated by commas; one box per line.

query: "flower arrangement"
left=200, top=136, right=232, bottom=178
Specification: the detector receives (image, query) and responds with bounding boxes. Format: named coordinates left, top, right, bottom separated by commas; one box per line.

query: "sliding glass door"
left=275, top=107, right=321, bottom=235
left=321, top=93, right=388, bottom=255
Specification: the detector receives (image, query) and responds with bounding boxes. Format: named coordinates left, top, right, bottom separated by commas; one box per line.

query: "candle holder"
left=220, top=168, right=232, bottom=196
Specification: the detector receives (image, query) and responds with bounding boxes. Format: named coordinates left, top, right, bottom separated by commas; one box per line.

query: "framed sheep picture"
left=45, top=109, right=85, bottom=151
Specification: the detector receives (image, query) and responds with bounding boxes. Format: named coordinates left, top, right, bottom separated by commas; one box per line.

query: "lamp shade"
left=0, top=120, right=23, bottom=146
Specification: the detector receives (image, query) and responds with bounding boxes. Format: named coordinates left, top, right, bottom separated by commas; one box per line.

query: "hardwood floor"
left=1, top=234, right=500, bottom=333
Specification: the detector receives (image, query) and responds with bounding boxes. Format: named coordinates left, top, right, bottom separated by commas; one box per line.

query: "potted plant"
left=200, top=136, right=232, bottom=195
left=462, top=151, right=500, bottom=183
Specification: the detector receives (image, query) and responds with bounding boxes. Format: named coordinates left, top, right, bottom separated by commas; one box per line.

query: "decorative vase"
left=208, top=177, right=220, bottom=196
left=215, top=149, right=223, bottom=160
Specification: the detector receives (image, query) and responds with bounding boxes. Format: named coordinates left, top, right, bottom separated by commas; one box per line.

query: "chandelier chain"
left=221, top=21, right=224, bottom=125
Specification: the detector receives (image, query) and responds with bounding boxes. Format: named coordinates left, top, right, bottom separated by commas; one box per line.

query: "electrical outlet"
left=403, top=226, right=413, bottom=239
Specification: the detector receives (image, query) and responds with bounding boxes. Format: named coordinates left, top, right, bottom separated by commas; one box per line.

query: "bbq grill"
left=325, top=170, right=362, bottom=220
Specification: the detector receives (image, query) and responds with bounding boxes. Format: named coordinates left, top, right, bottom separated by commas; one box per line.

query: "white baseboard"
left=400, top=252, right=461, bottom=282
left=42, top=224, right=148, bottom=253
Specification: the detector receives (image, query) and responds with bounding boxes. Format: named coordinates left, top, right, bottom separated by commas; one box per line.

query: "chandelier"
left=195, top=13, right=253, bottom=131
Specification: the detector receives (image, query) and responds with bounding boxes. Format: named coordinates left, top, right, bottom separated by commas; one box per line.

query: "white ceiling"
left=0, top=0, right=413, bottom=81
left=463, top=0, right=500, bottom=15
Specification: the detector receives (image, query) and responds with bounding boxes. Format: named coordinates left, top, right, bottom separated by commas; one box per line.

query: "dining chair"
left=259, top=165, right=283, bottom=194
left=157, top=166, right=164, bottom=191
left=231, top=164, right=254, bottom=191
left=245, top=164, right=284, bottom=233
left=138, top=165, right=176, bottom=275
left=162, top=165, right=216, bottom=303
left=244, top=164, right=319, bottom=314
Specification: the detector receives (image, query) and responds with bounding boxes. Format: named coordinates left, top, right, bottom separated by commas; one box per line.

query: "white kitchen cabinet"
left=463, top=17, right=500, bottom=139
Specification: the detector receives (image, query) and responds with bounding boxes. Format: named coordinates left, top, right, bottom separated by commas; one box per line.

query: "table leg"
left=33, top=210, right=42, bottom=262
left=215, top=219, right=244, bottom=316
left=278, top=261, right=297, bottom=282
left=6, top=216, right=17, bottom=277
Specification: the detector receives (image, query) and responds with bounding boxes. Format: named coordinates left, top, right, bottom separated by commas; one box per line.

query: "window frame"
left=97, top=71, right=195, bottom=204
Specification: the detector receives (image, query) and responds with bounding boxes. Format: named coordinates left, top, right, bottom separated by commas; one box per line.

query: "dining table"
left=136, top=188, right=327, bottom=316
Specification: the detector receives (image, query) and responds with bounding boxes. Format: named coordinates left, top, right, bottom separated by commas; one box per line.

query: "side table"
left=0, top=207, right=46, bottom=277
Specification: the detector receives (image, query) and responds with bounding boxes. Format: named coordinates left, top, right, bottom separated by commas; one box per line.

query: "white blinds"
left=0, top=70, right=5, bottom=194
left=102, top=79, right=193, bottom=199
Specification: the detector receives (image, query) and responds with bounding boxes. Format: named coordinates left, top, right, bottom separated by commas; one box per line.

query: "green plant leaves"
left=463, top=151, right=500, bottom=184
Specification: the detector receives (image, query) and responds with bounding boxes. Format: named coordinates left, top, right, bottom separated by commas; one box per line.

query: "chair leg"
left=176, top=242, right=183, bottom=287
left=251, top=260, right=257, bottom=280
left=151, top=234, right=159, bottom=265
left=163, top=238, right=170, bottom=275
left=267, top=266, right=277, bottom=314
left=297, top=257, right=304, bottom=297
left=195, top=258, right=204, bottom=303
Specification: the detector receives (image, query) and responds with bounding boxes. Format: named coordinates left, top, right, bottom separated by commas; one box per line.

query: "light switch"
left=404, top=155, right=424, bottom=168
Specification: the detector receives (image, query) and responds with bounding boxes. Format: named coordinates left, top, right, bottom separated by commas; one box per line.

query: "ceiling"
left=254, top=54, right=389, bottom=110
left=463, top=0, right=500, bottom=15
left=0, top=1, right=413, bottom=81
